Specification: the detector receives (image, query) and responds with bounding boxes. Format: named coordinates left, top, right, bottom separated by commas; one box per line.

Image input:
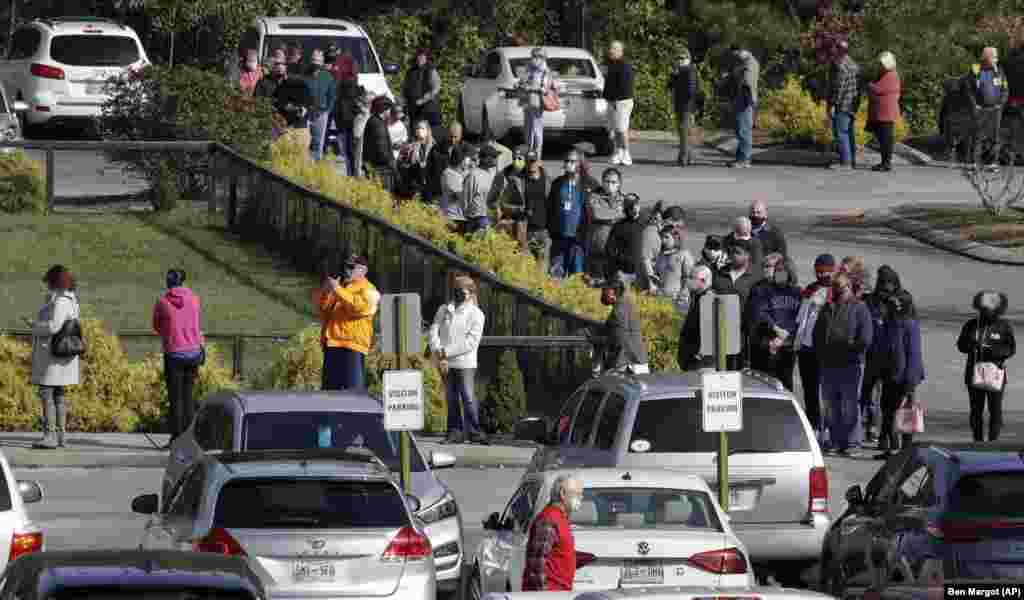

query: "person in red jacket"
left=867, top=51, right=901, bottom=172
left=522, top=474, right=584, bottom=591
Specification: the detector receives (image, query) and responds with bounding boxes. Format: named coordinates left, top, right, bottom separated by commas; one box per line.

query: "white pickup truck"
left=482, top=585, right=838, bottom=600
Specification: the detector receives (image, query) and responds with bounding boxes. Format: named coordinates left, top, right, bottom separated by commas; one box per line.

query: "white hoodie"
left=428, top=300, right=486, bottom=369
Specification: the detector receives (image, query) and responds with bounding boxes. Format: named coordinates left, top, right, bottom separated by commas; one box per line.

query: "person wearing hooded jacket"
left=153, top=269, right=204, bottom=445
left=861, top=265, right=904, bottom=447
left=363, top=96, right=396, bottom=188
left=874, top=289, right=924, bottom=459
left=746, top=253, right=800, bottom=390
left=957, top=290, right=1016, bottom=442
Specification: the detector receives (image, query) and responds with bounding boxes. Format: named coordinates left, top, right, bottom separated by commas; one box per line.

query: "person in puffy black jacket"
left=957, top=290, right=1016, bottom=442
left=362, top=96, right=396, bottom=188
left=668, top=49, right=698, bottom=166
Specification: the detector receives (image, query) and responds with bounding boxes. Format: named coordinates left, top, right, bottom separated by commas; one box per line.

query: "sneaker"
left=610, top=150, right=622, bottom=165
left=444, top=431, right=465, bottom=444
left=621, top=152, right=633, bottom=166
left=728, top=160, right=751, bottom=169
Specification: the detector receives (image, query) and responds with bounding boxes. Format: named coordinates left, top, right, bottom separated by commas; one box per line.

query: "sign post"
left=381, top=294, right=423, bottom=495
left=699, top=294, right=743, bottom=512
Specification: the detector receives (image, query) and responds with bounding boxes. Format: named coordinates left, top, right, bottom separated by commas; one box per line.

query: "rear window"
left=510, top=57, right=596, bottom=79
left=214, top=479, right=408, bottom=529
left=52, top=591, right=256, bottom=600
left=265, top=35, right=379, bottom=73
left=49, top=35, right=140, bottom=66
left=571, top=487, right=723, bottom=531
left=0, top=473, right=13, bottom=512
left=243, top=412, right=426, bottom=473
left=950, top=472, right=1024, bottom=516
left=630, top=397, right=811, bottom=453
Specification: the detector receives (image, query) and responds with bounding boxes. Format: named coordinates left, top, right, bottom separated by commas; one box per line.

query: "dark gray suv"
left=519, top=370, right=830, bottom=586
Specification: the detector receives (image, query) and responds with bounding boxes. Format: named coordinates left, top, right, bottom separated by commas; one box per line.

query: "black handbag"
left=51, top=318, right=85, bottom=358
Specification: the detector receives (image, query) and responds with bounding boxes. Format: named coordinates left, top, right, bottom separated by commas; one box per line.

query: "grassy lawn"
left=901, top=205, right=1024, bottom=249
left=0, top=206, right=318, bottom=379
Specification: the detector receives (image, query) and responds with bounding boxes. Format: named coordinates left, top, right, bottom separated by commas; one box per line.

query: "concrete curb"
left=874, top=208, right=1024, bottom=266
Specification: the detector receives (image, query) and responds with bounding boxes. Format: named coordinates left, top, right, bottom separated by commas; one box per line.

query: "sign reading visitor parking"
left=702, top=371, right=743, bottom=432
left=383, top=370, right=424, bottom=431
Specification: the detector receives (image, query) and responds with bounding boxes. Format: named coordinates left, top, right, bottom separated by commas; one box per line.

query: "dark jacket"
left=963, top=63, right=1008, bottom=109
left=603, top=61, right=635, bottom=101
left=957, top=291, right=1016, bottom=388
left=402, top=63, right=441, bottom=117
left=441, top=140, right=471, bottom=170
left=335, top=79, right=363, bottom=127
left=493, top=167, right=528, bottom=219
left=254, top=75, right=283, bottom=100
left=864, top=265, right=904, bottom=367
left=751, top=222, right=787, bottom=257
left=362, top=114, right=394, bottom=170
left=668, top=64, right=698, bottom=114
left=600, top=292, right=648, bottom=369
left=272, top=77, right=313, bottom=128
left=306, top=67, right=337, bottom=114
left=606, top=217, right=644, bottom=276
left=746, top=274, right=801, bottom=342
left=723, top=233, right=764, bottom=273
left=716, top=267, right=761, bottom=321
left=678, top=288, right=711, bottom=370
left=401, top=142, right=445, bottom=198
left=813, top=300, right=874, bottom=369
left=882, top=292, right=925, bottom=387
left=522, top=171, right=549, bottom=230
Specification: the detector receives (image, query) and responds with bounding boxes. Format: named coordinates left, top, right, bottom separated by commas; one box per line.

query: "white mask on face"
left=773, top=270, right=789, bottom=285
left=567, top=495, right=582, bottom=513
left=661, top=234, right=675, bottom=251
left=688, top=276, right=707, bottom=292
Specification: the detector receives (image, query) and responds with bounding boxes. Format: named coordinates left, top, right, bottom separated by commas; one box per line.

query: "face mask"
left=763, top=267, right=775, bottom=280
left=704, top=249, right=723, bottom=263
left=532, top=58, right=543, bottom=67
left=660, top=235, right=675, bottom=251
left=454, top=288, right=470, bottom=304
left=625, top=206, right=639, bottom=220
left=751, top=215, right=765, bottom=227
left=816, top=272, right=833, bottom=286
left=604, top=180, right=620, bottom=194
left=567, top=495, right=582, bottom=513
left=513, top=159, right=526, bottom=171
left=688, top=277, right=706, bottom=292
left=564, top=161, right=578, bottom=175
left=773, top=270, right=789, bottom=286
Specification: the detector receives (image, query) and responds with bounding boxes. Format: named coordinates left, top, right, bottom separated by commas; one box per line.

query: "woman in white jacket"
left=429, top=275, right=487, bottom=445
left=27, top=265, right=80, bottom=449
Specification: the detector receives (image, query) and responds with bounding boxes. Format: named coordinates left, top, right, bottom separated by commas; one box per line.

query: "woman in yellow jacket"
left=316, top=255, right=381, bottom=390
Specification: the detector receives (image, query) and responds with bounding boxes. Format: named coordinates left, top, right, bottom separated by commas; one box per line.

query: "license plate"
left=85, top=82, right=105, bottom=95
left=729, top=487, right=759, bottom=511
left=293, top=560, right=336, bottom=582
left=620, top=560, right=664, bottom=585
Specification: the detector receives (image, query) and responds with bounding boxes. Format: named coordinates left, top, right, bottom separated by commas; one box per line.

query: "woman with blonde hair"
left=399, top=119, right=444, bottom=203
left=867, top=51, right=901, bottom=172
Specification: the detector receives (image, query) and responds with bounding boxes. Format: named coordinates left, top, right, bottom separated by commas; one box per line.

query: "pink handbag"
left=894, top=397, right=925, bottom=434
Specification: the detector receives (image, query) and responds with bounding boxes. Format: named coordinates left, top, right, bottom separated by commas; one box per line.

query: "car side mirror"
left=483, top=511, right=501, bottom=530
left=17, top=481, right=42, bottom=504
left=12, top=101, right=28, bottom=113
left=131, top=493, right=159, bottom=515
left=382, top=62, right=400, bottom=75
left=845, top=484, right=864, bottom=506
left=514, top=416, right=549, bottom=444
left=405, top=494, right=421, bottom=513
left=429, top=451, right=456, bottom=469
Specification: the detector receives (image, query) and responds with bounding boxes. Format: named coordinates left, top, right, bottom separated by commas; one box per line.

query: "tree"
left=145, top=0, right=211, bottom=66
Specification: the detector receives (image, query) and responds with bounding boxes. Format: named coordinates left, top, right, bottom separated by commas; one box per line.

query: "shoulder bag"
left=971, top=325, right=1006, bottom=392
left=50, top=297, right=85, bottom=358
left=542, top=74, right=561, bottom=112
left=894, top=394, right=925, bottom=434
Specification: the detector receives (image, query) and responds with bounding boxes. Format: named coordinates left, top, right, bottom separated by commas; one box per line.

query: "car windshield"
left=214, top=479, right=408, bottom=529
left=52, top=591, right=255, bottom=600
left=510, top=57, right=596, bottom=79
left=571, top=487, right=723, bottom=531
left=950, top=472, right=1024, bottom=516
left=630, top=397, right=811, bottom=453
left=265, top=35, right=379, bottom=73
left=243, top=411, right=426, bottom=472
left=49, top=35, right=139, bottom=66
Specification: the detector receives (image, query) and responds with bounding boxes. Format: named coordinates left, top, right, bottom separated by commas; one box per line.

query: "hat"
left=727, top=237, right=753, bottom=254
left=525, top=149, right=540, bottom=161
left=814, top=253, right=837, bottom=268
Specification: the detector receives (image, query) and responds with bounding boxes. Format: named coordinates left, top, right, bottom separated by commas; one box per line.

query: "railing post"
left=46, top=148, right=55, bottom=211
left=206, top=150, right=217, bottom=216
left=228, top=173, right=238, bottom=228
left=232, top=336, right=245, bottom=380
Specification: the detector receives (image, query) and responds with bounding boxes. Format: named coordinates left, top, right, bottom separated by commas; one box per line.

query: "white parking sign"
left=383, top=370, right=424, bottom=431
left=702, top=371, right=743, bottom=432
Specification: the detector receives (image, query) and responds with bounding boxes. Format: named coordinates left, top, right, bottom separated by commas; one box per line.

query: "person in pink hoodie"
left=152, top=269, right=205, bottom=445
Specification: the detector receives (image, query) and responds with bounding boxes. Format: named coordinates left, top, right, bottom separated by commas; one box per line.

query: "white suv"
left=0, top=17, right=148, bottom=130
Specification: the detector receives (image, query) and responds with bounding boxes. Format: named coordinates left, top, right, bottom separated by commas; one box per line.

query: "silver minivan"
left=518, top=370, right=830, bottom=586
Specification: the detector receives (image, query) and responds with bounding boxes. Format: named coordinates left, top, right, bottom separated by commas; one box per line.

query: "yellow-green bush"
left=758, top=76, right=909, bottom=150
left=0, top=318, right=237, bottom=432
left=0, top=151, right=47, bottom=215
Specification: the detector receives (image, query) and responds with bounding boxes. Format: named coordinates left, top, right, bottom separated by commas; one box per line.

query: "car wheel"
left=467, top=566, right=483, bottom=600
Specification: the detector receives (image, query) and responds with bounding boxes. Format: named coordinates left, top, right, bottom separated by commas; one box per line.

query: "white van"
left=240, top=17, right=397, bottom=101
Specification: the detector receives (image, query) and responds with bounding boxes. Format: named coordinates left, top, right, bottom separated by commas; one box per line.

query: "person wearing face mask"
left=654, top=207, right=695, bottom=313
left=402, top=48, right=442, bottom=128
left=398, top=120, right=444, bottom=203
left=237, top=49, right=262, bottom=97
left=861, top=265, right=904, bottom=448
left=28, top=265, right=81, bottom=449
left=592, top=278, right=649, bottom=375
left=152, top=268, right=204, bottom=447
left=522, top=150, right=551, bottom=265
left=749, top=199, right=787, bottom=257
left=547, top=150, right=590, bottom=278
left=813, top=273, right=874, bottom=456
left=746, top=253, right=801, bottom=390
left=668, top=48, right=698, bottom=166
left=874, top=288, right=924, bottom=459
left=332, top=53, right=365, bottom=176
left=723, top=216, right=764, bottom=277
left=605, top=193, right=644, bottom=285
left=441, top=146, right=470, bottom=232
left=363, top=96, right=397, bottom=188
left=957, top=290, right=1016, bottom=442
left=697, top=234, right=728, bottom=271
left=677, top=265, right=714, bottom=371
left=306, top=49, right=337, bottom=162
left=255, top=58, right=287, bottom=100
left=271, top=59, right=314, bottom=156
left=463, top=144, right=498, bottom=234
left=518, top=47, right=558, bottom=158
left=492, top=145, right=531, bottom=244
left=794, top=254, right=836, bottom=437
left=586, top=168, right=625, bottom=285
left=523, top=474, right=584, bottom=591
left=428, top=276, right=487, bottom=445
left=441, top=121, right=470, bottom=168
left=318, top=254, right=381, bottom=391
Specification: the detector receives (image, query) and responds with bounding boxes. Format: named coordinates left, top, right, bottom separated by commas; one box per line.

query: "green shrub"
left=0, top=151, right=46, bottom=215
left=481, top=350, right=526, bottom=434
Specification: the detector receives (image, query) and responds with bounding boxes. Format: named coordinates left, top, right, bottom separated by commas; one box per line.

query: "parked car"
left=161, top=390, right=463, bottom=593
left=239, top=17, right=398, bottom=100
left=470, top=467, right=755, bottom=596
left=0, top=17, right=148, bottom=132
left=518, top=371, right=829, bottom=586
left=0, top=449, right=44, bottom=572
left=134, top=448, right=436, bottom=600
left=0, top=81, right=28, bottom=150
left=0, top=549, right=267, bottom=600
left=480, top=585, right=838, bottom=600
left=820, top=442, right=1024, bottom=595
left=459, top=46, right=613, bottom=155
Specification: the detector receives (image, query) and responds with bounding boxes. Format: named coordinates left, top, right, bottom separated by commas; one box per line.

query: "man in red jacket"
left=522, top=474, right=584, bottom=591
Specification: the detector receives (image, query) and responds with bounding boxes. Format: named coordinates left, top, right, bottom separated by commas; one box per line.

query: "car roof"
left=536, top=468, right=711, bottom=492
left=9, top=550, right=260, bottom=585
left=494, top=46, right=597, bottom=60
left=232, top=390, right=383, bottom=414
left=32, top=17, right=137, bottom=35
left=594, top=370, right=791, bottom=399
left=206, top=448, right=394, bottom=479
left=257, top=17, right=364, bottom=35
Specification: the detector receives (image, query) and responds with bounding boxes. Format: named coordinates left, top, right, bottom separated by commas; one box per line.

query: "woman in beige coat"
left=27, top=265, right=80, bottom=449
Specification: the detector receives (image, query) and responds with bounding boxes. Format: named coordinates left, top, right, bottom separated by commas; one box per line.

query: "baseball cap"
left=814, top=253, right=837, bottom=269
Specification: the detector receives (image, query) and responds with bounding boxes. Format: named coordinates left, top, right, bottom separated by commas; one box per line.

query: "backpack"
left=51, top=317, right=85, bottom=358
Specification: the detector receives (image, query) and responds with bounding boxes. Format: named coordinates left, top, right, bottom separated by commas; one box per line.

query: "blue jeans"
left=832, top=110, right=855, bottom=165
left=322, top=347, right=365, bottom=391
left=552, top=235, right=584, bottom=278
left=467, top=216, right=490, bottom=233
left=820, top=363, right=864, bottom=450
left=336, top=126, right=356, bottom=176
left=309, top=111, right=330, bottom=161
left=447, top=368, right=481, bottom=435
left=735, top=106, right=754, bottom=162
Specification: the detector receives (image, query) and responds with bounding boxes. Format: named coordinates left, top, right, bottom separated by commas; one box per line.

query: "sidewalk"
left=0, top=410, right=1012, bottom=469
